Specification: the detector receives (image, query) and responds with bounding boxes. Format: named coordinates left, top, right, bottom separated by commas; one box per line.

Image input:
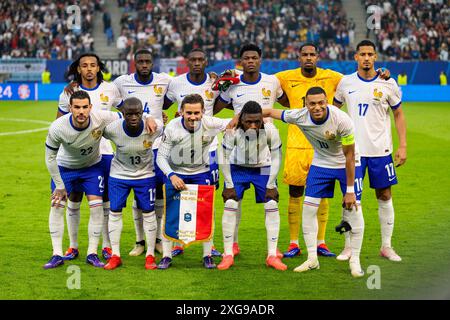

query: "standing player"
left=214, top=43, right=289, bottom=256
left=275, top=43, right=391, bottom=258
left=218, top=101, right=286, bottom=271
left=102, top=98, right=164, bottom=270
left=58, top=53, right=122, bottom=262
left=163, top=48, right=222, bottom=257
left=44, top=91, right=123, bottom=269
left=113, top=49, right=171, bottom=257
left=156, top=94, right=232, bottom=269
left=262, top=87, right=365, bottom=277
left=333, top=40, right=407, bottom=262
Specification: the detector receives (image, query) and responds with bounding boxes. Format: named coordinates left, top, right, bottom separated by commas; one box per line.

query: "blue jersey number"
left=143, top=102, right=150, bottom=114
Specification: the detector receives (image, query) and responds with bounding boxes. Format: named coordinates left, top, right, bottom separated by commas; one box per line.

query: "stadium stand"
left=117, top=0, right=355, bottom=60
left=0, top=0, right=101, bottom=60
left=364, top=0, right=449, bottom=61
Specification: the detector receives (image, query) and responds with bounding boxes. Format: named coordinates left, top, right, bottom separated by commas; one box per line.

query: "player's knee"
left=264, top=199, right=278, bottom=211
left=67, top=200, right=81, bottom=211
left=110, top=211, right=122, bottom=220
left=224, top=199, right=239, bottom=210
left=69, top=192, right=83, bottom=202
left=102, top=201, right=110, bottom=210
left=289, top=185, right=304, bottom=198
left=376, top=188, right=391, bottom=201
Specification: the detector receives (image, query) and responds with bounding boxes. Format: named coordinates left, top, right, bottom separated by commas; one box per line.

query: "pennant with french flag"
left=163, top=184, right=215, bottom=246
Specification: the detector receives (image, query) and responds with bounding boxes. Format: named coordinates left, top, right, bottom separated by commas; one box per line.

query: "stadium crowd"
left=0, top=0, right=100, bottom=60
left=364, top=0, right=449, bottom=61
left=117, top=0, right=356, bottom=61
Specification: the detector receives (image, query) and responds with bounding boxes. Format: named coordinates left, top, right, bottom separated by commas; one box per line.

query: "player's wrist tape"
left=346, top=186, right=355, bottom=193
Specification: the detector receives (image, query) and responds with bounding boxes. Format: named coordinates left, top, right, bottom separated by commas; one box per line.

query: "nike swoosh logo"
left=180, top=94, right=187, bottom=97
left=271, top=237, right=277, bottom=241
left=237, top=94, right=245, bottom=97
left=356, top=192, right=362, bottom=197
left=108, top=229, right=116, bottom=234
left=388, top=176, right=396, bottom=181
left=291, top=83, right=301, bottom=88
left=348, top=90, right=356, bottom=94
left=225, top=235, right=232, bottom=239
left=128, top=90, right=136, bottom=94
left=387, top=222, right=394, bottom=225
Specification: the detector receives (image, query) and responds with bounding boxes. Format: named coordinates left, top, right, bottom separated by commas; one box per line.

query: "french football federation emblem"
left=373, top=89, right=383, bottom=100
left=100, top=93, right=109, bottom=102
left=262, top=88, right=271, bottom=98
left=205, top=90, right=214, bottom=100
left=184, top=212, right=192, bottom=222
left=324, top=130, right=336, bottom=140
left=91, top=129, right=102, bottom=139
left=154, top=86, right=163, bottom=95
left=143, top=140, right=152, bottom=149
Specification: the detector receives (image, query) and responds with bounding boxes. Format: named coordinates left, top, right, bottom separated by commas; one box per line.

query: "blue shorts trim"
left=360, top=155, right=398, bottom=189
left=229, top=165, right=272, bottom=203
left=50, top=161, right=104, bottom=196
left=109, top=176, right=156, bottom=212
left=209, top=150, right=219, bottom=190
left=305, top=165, right=363, bottom=200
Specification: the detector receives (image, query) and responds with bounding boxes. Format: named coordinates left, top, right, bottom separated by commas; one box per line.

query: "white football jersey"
left=114, top=72, right=171, bottom=150
left=334, top=72, right=402, bottom=157
left=157, top=116, right=230, bottom=176
left=46, top=111, right=122, bottom=169
left=219, top=72, right=284, bottom=114
left=282, top=106, right=359, bottom=169
left=166, top=73, right=218, bottom=116
left=103, top=118, right=164, bottom=180
left=222, top=122, right=282, bottom=167
left=58, top=81, right=122, bottom=155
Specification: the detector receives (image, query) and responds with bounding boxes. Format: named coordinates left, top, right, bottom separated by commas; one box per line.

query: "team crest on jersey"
left=324, top=130, right=336, bottom=140
left=143, top=140, right=152, bottom=149
left=205, top=90, right=214, bottom=100
left=262, top=88, right=271, bottom=100
left=154, top=86, right=163, bottom=96
left=91, top=129, right=102, bottom=140
left=373, top=89, right=383, bottom=101
left=100, top=93, right=109, bottom=103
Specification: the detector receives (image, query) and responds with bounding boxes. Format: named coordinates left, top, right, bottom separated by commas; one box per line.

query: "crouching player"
left=156, top=94, right=231, bottom=269
left=44, top=91, right=124, bottom=269
left=103, top=98, right=164, bottom=270
left=262, top=87, right=365, bottom=277
left=218, top=101, right=287, bottom=271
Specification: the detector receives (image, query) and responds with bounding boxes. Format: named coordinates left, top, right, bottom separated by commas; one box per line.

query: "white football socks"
left=342, top=204, right=365, bottom=259
left=87, top=199, right=104, bottom=255
left=102, top=201, right=111, bottom=248
left=49, top=201, right=66, bottom=256
left=302, top=197, right=320, bottom=261
left=66, top=200, right=81, bottom=249
left=222, top=199, right=238, bottom=256
left=378, top=198, right=395, bottom=248
left=109, top=211, right=123, bottom=257
left=264, top=200, right=280, bottom=257
left=132, top=199, right=144, bottom=243
left=233, top=200, right=242, bottom=243
left=143, top=211, right=157, bottom=257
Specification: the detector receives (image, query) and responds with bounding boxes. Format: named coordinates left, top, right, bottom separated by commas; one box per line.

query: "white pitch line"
left=0, top=118, right=51, bottom=136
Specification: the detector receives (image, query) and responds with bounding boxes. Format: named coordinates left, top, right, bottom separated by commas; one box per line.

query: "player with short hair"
left=218, top=101, right=286, bottom=271
left=44, top=91, right=123, bottom=269
left=113, top=49, right=172, bottom=257
left=156, top=94, right=231, bottom=269
left=334, top=39, right=407, bottom=262
left=58, top=53, right=122, bottom=262
left=163, top=48, right=222, bottom=257
left=102, top=97, right=164, bottom=270
left=214, top=43, right=289, bottom=257
left=262, top=87, right=365, bottom=277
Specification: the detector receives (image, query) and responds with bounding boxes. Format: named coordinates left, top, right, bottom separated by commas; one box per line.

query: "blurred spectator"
left=117, top=0, right=354, bottom=60
left=0, top=0, right=100, bottom=59
left=364, top=0, right=450, bottom=61
left=397, top=71, right=407, bottom=86
left=41, top=68, right=51, bottom=84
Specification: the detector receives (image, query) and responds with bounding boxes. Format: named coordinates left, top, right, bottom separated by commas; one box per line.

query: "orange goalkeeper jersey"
left=276, top=67, right=343, bottom=149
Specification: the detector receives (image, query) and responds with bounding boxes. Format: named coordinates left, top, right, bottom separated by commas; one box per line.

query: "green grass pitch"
left=0, top=101, right=449, bottom=300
